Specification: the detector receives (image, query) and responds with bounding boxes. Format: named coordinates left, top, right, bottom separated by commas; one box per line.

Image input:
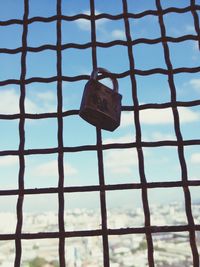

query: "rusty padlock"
left=79, top=68, right=122, bottom=131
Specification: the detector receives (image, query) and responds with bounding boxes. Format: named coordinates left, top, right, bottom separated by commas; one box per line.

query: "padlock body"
left=79, top=79, right=122, bottom=131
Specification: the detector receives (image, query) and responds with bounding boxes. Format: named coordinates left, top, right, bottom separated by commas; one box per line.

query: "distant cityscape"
left=0, top=202, right=199, bottom=267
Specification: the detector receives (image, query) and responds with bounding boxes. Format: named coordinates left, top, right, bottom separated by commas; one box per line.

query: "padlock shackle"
left=90, top=67, right=119, bottom=93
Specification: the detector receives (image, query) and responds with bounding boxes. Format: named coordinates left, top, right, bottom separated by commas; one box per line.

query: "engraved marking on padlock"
left=91, top=93, right=108, bottom=112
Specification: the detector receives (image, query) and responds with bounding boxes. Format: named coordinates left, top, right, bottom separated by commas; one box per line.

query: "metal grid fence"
left=0, top=0, right=200, bottom=266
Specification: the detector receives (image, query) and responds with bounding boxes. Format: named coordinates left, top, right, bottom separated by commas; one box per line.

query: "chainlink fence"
left=0, top=0, right=200, bottom=266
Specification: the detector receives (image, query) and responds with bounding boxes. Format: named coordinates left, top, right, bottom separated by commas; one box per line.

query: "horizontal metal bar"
left=0, top=139, right=200, bottom=156
left=0, top=224, right=199, bottom=241
left=0, top=100, right=199, bottom=120
left=0, top=66, right=199, bottom=86
left=0, top=5, right=199, bottom=26
left=0, top=35, right=198, bottom=54
left=0, top=180, right=199, bottom=196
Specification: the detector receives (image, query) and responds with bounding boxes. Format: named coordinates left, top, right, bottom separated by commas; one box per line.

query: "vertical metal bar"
left=122, top=1, right=155, bottom=266
left=57, top=0, right=65, bottom=266
left=190, top=0, right=200, bottom=50
left=90, top=0, right=97, bottom=70
left=14, top=0, right=29, bottom=266
left=90, top=0, right=110, bottom=266
left=155, top=1, right=199, bottom=266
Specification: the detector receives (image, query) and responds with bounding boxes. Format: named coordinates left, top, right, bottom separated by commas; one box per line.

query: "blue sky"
left=0, top=0, right=199, bottom=215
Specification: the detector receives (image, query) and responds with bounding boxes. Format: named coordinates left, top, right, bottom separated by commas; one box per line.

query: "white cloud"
left=0, top=89, right=19, bottom=114
left=75, top=17, right=91, bottom=31
left=120, top=112, right=134, bottom=127
left=111, top=29, right=126, bottom=40
left=185, top=24, right=195, bottom=34
left=0, top=156, right=18, bottom=167
left=25, top=95, right=55, bottom=114
left=103, top=131, right=175, bottom=144
left=34, top=160, right=77, bottom=177
left=105, top=149, right=138, bottom=175
left=36, top=91, right=56, bottom=113
left=26, top=91, right=56, bottom=113
left=0, top=88, right=55, bottom=114
left=193, top=41, right=199, bottom=52
left=103, top=134, right=135, bottom=144
left=189, top=176, right=200, bottom=180
left=75, top=10, right=106, bottom=31
left=121, top=107, right=199, bottom=127
left=25, top=97, right=41, bottom=113
left=75, top=10, right=126, bottom=42
left=170, top=24, right=195, bottom=37
left=191, top=41, right=200, bottom=60
left=145, top=132, right=175, bottom=141
left=64, top=162, right=78, bottom=176
left=36, top=91, right=55, bottom=102
left=169, top=27, right=182, bottom=36
left=191, top=153, right=200, bottom=164
left=189, top=78, right=200, bottom=92
left=140, top=109, right=174, bottom=124
left=178, top=107, right=199, bottom=123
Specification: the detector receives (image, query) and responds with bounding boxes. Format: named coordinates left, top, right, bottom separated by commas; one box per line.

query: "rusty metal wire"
left=0, top=0, right=199, bottom=266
